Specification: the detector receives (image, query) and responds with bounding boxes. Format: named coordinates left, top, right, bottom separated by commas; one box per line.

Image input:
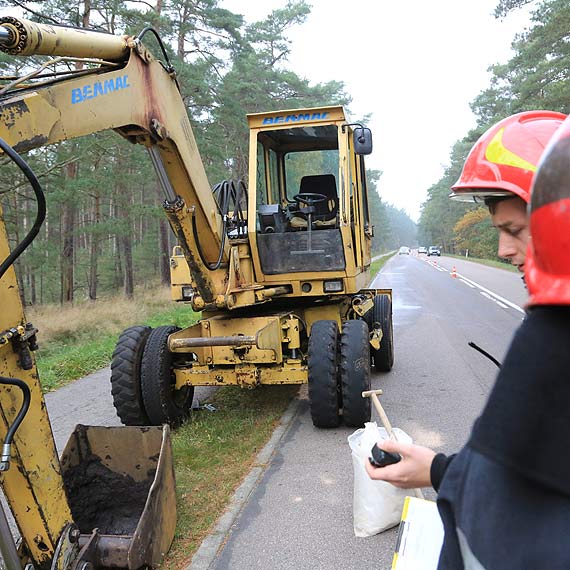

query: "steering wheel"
left=292, top=193, right=327, bottom=207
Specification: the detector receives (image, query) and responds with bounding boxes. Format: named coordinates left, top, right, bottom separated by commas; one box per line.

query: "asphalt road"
left=206, top=253, right=527, bottom=570
left=39, top=253, right=527, bottom=569
left=45, top=371, right=216, bottom=453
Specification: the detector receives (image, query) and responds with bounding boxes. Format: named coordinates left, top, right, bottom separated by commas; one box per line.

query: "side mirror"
left=354, top=127, right=373, bottom=155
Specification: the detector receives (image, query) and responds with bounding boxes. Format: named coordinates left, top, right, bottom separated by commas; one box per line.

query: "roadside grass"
left=163, top=384, right=299, bottom=568
left=28, top=284, right=197, bottom=391
left=447, top=253, right=519, bottom=273
left=370, top=251, right=396, bottom=277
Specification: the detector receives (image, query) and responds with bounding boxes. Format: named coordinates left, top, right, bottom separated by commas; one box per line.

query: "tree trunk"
left=29, top=250, right=36, bottom=305
left=115, top=152, right=134, bottom=298
left=60, top=161, right=77, bottom=304
left=121, top=234, right=134, bottom=298
left=177, top=4, right=190, bottom=58
left=59, top=3, right=90, bottom=304
left=154, top=181, right=171, bottom=284
left=88, top=192, right=100, bottom=300
left=159, top=218, right=171, bottom=284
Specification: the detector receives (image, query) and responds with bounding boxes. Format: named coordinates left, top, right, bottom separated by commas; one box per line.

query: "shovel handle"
left=370, top=393, right=395, bottom=440
left=363, top=390, right=425, bottom=500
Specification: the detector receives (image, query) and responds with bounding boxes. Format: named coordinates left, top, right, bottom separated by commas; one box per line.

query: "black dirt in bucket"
left=63, top=454, right=154, bottom=535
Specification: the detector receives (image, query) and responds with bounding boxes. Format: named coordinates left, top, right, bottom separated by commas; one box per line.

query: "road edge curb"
left=187, top=393, right=302, bottom=570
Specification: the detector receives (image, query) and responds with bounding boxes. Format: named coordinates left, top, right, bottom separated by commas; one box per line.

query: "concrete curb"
left=187, top=394, right=302, bottom=570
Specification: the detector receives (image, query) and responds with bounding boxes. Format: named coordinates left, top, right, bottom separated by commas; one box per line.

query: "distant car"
left=398, top=246, right=411, bottom=255
left=428, top=246, right=441, bottom=256
left=418, top=246, right=428, bottom=254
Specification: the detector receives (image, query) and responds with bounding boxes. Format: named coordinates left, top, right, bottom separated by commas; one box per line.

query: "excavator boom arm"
left=0, top=17, right=227, bottom=303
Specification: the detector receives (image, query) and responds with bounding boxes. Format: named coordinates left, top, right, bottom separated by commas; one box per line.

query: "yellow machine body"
left=0, top=15, right=393, bottom=569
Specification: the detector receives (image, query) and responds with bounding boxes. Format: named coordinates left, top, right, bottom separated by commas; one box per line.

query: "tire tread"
left=340, top=320, right=371, bottom=427
left=308, top=320, right=340, bottom=428
left=110, top=325, right=152, bottom=425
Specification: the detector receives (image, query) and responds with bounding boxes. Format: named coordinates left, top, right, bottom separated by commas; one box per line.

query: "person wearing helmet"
left=366, top=111, right=570, bottom=568
left=450, top=110, right=565, bottom=272
left=431, top=115, right=570, bottom=569
left=365, top=111, right=566, bottom=490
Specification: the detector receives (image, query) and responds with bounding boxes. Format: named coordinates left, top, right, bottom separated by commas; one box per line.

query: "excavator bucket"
left=59, top=424, right=176, bottom=569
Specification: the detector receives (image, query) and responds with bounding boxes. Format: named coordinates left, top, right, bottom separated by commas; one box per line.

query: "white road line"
left=421, top=257, right=524, bottom=314
left=460, top=274, right=525, bottom=314
left=480, top=290, right=509, bottom=309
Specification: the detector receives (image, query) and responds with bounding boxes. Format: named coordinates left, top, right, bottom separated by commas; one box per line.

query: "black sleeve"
left=430, top=453, right=456, bottom=492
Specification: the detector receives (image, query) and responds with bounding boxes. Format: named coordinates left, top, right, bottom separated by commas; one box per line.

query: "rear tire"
left=371, top=294, right=394, bottom=372
left=340, top=320, right=371, bottom=427
left=308, top=320, right=340, bottom=428
left=110, top=325, right=152, bottom=425
left=140, top=325, right=194, bottom=426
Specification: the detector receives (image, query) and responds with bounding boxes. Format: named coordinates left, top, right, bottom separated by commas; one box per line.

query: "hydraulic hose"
left=0, top=136, right=46, bottom=280
left=192, top=207, right=226, bottom=271
left=192, top=179, right=247, bottom=271
left=0, top=138, right=43, bottom=471
left=0, top=377, right=31, bottom=471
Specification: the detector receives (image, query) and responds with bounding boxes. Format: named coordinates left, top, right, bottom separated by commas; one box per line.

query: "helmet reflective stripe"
left=485, top=128, right=537, bottom=173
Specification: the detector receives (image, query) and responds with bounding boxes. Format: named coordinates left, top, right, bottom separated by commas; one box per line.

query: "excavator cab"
left=249, top=107, right=374, bottom=288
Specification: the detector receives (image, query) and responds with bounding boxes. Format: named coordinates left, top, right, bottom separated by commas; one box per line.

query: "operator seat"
left=289, top=174, right=338, bottom=229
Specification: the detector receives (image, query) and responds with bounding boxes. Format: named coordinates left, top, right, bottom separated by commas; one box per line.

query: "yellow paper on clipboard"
left=392, top=496, right=444, bottom=570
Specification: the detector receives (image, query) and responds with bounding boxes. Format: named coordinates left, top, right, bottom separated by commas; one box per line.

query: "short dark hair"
left=484, top=195, right=523, bottom=214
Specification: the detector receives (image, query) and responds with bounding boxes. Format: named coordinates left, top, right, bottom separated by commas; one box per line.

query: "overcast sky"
left=221, top=0, right=532, bottom=221
left=0, top=1, right=532, bottom=221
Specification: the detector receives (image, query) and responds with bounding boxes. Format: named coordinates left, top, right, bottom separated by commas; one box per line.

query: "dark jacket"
left=432, top=307, right=570, bottom=569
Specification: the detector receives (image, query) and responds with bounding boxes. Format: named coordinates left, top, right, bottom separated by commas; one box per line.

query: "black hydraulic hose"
left=136, top=27, right=172, bottom=65
left=468, top=341, right=501, bottom=369
left=192, top=179, right=248, bottom=271
left=192, top=208, right=227, bottom=271
left=0, top=378, right=30, bottom=445
left=135, top=26, right=178, bottom=77
left=0, top=137, right=46, bottom=281
left=231, top=179, right=248, bottom=234
left=0, top=377, right=31, bottom=471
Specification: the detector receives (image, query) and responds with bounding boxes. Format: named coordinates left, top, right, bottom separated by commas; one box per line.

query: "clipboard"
left=392, top=496, right=444, bottom=569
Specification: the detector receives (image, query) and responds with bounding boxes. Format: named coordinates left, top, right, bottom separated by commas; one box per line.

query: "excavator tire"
left=110, top=325, right=152, bottom=425
left=340, top=320, right=371, bottom=427
left=308, top=320, right=341, bottom=428
left=371, top=294, right=394, bottom=372
left=140, top=325, right=194, bottom=426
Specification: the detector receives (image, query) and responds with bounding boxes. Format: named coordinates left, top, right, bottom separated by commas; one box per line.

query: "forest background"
left=0, top=0, right=567, bottom=306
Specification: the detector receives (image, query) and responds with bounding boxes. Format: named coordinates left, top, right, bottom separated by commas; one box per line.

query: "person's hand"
left=364, top=439, right=436, bottom=489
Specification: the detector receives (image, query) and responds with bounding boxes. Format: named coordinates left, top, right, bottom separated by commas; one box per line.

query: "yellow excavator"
left=0, top=15, right=393, bottom=570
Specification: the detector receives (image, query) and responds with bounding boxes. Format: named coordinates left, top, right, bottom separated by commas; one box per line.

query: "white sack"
left=348, top=422, right=411, bottom=537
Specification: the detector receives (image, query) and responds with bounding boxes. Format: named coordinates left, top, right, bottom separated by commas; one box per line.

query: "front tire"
left=110, top=325, right=152, bottom=425
left=371, top=294, right=394, bottom=372
left=140, top=325, right=194, bottom=426
left=308, top=320, right=340, bottom=428
left=340, top=320, right=371, bottom=427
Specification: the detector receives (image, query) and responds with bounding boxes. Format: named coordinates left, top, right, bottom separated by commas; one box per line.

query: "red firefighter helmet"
left=450, top=110, right=566, bottom=203
left=526, top=114, right=570, bottom=307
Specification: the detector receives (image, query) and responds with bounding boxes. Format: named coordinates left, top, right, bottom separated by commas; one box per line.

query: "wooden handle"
left=370, top=393, right=395, bottom=440
left=364, top=391, right=425, bottom=500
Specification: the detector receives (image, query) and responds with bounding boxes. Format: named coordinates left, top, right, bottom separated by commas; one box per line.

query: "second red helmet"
left=450, top=110, right=566, bottom=203
left=525, top=114, right=570, bottom=307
